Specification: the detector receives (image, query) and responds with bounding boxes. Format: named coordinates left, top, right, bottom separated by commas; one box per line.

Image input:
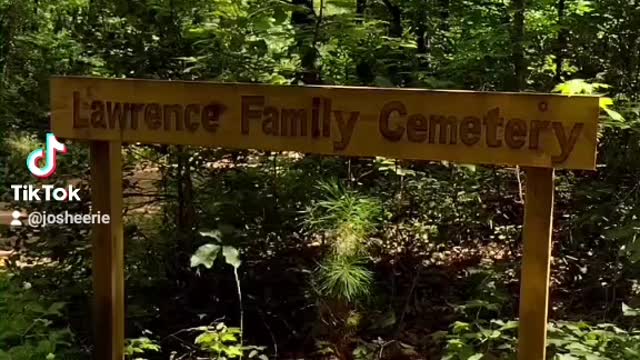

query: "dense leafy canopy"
left=2, top=0, right=640, bottom=359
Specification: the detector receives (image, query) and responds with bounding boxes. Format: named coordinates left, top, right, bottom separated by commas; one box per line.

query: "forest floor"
left=0, top=166, right=161, bottom=266
left=0, top=207, right=14, bottom=226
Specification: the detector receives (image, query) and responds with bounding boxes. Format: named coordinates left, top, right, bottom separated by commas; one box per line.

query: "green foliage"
left=442, top=268, right=517, bottom=359
left=622, top=303, right=640, bottom=317
left=314, top=256, right=373, bottom=303
left=304, top=180, right=382, bottom=256
left=552, top=79, right=627, bottom=127
left=189, top=323, right=268, bottom=360
left=442, top=319, right=640, bottom=360
left=0, top=272, right=76, bottom=360
left=124, top=337, right=161, bottom=360
left=222, top=246, right=242, bottom=270
left=352, top=339, right=418, bottom=360
left=304, top=180, right=383, bottom=357
left=191, top=231, right=242, bottom=270
left=552, top=79, right=611, bottom=96
left=4, top=0, right=640, bottom=358
left=181, top=0, right=300, bottom=83
left=442, top=306, right=640, bottom=360
left=442, top=319, right=518, bottom=359
left=191, top=243, right=222, bottom=269
left=547, top=321, right=640, bottom=359
left=190, top=230, right=249, bottom=357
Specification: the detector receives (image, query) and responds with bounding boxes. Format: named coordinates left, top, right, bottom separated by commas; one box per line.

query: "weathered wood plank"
left=52, top=77, right=599, bottom=169
left=517, top=167, right=555, bottom=360
left=90, top=141, right=124, bottom=360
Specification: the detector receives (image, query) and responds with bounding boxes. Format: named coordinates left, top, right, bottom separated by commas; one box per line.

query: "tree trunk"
left=291, top=0, right=320, bottom=83
left=175, top=147, right=195, bottom=255
left=554, top=0, right=567, bottom=83
left=510, top=0, right=526, bottom=91
left=439, top=0, right=450, bottom=32
left=439, top=0, right=451, bottom=53
left=356, top=0, right=367, bottom=18
left=416, top=22, right=427, bottom=54
left=291, top=0, right=315, bottom=27
left=413, top=0, right=429, bottom=55
left=382, top=0, right=403, bottom=37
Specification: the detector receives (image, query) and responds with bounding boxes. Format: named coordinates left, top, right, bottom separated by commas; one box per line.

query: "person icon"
left=10, top=210, right=22, bottom=226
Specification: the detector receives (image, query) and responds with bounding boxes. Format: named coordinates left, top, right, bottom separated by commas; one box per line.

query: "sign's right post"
left=517, top=167, right=555, bottom=360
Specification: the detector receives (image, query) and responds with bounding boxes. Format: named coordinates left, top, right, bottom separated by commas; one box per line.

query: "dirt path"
left=0, top=203, right=14, bottom=225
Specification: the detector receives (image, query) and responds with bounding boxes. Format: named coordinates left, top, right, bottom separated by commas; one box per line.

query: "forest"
left=1, top=0, right=640, bottom=359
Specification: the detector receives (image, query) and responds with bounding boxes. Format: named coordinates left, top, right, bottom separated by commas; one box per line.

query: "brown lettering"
left=144, top=103, right=162, bottom=130
left=333, top=111, right=359, bottom=151
left=73, top=92, right=89, bottom=128
left=323, top=98, right=332, bottom=137
left=552, top=122, right=584, bottom=163
left=163, top=104, right=183, bottom=131
left=528, top=120, right=550, bottom=150
left=312, top=97, right=321, bottom=138
left=184, top=104, right=200, bottom=132
left=483, top=108, right=502, bottom=147
left=429, top=115, right=457, bottom=144
left=90, top=100, right=106, bottom=129
left=505, top=118, right=527, bottom=149
left=379, top=101, right=406, bottom=141
left=262, top=106, right=279, bottom=135
left=106, top=102, right=129, bottom=129
left=130, top=104, right=144, bottom=130
left=241, top=96, right=264, bottom=134
left=202, top=104, right=222, bottom=132
left=282, top=109, right=307, bottom=136
left=407, top=114, right=428, bottom=142
left=460, top=116, right=481, bottom=146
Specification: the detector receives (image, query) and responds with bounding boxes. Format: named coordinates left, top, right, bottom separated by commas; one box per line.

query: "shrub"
left=0, top=271, right=79, bottom=359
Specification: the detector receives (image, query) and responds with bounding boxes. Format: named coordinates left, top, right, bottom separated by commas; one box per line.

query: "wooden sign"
left=49, top=76, right=599, bottom=360
left=51, top=76, right=599, bottom=169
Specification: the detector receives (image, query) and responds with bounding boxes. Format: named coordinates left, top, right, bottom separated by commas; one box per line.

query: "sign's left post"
left=89, top=140, right=124, bottom=360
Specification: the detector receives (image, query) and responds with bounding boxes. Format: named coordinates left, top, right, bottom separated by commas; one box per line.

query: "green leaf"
left=556, top=354, right=580, bottom=360
left=191, top=244, right=221, bottom=269
left=225, top=345, right=244, bottom=357
left=604, top=108, right=624, bottom=122
left=376, top=310, right=396, bottom=329
left=220, top=331, right=238, bottom=342
left=195, top=331, right=219, bottom=345
left=552, top=79, right=609, bottom=95
left=222, top=246, right=242, bottom=269
left=599, top=97, right=613, bottom=108
left=468, top=354, right=483, bottom=360
left=200, top=230, right=222, bottom=241
left=46, top=302, right=65, bottom=316
left=622, top=303, right=640, bottom=317
left=498, top=320, right=519, bottom=331
left=458, top=164, right=476, bottom=172
left=452, top=321, right=471, bottom=334
left=273, top=7, right=288, bottom=23
left=573, top=0, right=594, bottom=14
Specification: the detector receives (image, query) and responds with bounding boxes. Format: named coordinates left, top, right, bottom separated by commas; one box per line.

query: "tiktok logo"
left=26, top=133, right=67, bottom=179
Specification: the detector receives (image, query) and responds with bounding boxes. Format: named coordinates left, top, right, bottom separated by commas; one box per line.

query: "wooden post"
left=90, top=141, right=124, bottom=360
left=517, top=167, right=554, bottom=360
